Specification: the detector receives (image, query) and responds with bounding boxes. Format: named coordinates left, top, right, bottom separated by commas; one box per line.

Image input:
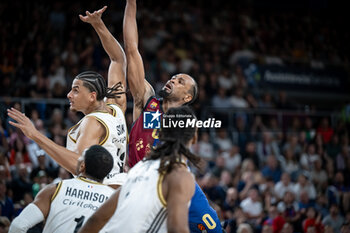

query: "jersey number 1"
left=73, top=215, right=85, bottom=233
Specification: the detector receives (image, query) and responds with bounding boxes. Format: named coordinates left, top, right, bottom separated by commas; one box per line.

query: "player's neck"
left=84, top=101, right=106, bottom=115
left=79, top=174, right=102, bottom=183
left=162, top=99, right=183, bottom=113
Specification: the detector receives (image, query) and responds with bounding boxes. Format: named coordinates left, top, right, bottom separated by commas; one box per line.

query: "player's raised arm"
left=123, top=0, right=155, bottom=120
left=79, top=6, right=127, bottom=113
left=7, top=108, right=84, bottom=174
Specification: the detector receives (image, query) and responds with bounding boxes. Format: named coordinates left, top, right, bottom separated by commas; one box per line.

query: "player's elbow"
left=124, top=42, right=138, bottom=54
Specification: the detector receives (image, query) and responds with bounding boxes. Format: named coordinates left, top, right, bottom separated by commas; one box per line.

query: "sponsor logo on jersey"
left=150, top=102, right=158, bottom=109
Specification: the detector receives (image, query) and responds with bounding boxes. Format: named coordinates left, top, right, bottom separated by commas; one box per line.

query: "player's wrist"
left=91, top=19, right=104, bottom=28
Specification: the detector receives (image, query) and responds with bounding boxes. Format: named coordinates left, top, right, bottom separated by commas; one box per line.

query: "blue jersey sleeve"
left=188, top=183, right=222, bottom=233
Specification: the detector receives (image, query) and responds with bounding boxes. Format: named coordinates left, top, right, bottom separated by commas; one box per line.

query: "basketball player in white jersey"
left=79, top=106, right=201, bottom=233
left=9, top=145, right=115, bottom=233
left=7, top=6, right=127, bottom=188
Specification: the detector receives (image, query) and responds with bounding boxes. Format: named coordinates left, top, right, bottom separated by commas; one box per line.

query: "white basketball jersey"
left=101, top=159, right=168, bottom=233
left=43, top=177, right=114, bottom=233
left=66, top=104, right=127, bottom=185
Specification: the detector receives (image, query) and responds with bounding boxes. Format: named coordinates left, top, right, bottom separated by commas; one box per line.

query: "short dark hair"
left=84, top=145, right=114, bottom=181
left=75, top=71, right=124, bottom=101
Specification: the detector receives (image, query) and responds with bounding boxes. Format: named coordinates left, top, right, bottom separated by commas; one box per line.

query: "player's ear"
left=183, top=94, right=192, bottom=104
left=90, top=91, right=97, bottom=102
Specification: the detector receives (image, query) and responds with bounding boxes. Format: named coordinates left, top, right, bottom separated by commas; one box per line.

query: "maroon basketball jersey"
left=128, top=97, right=163, bottom=168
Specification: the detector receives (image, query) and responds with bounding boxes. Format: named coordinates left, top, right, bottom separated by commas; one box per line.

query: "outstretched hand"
left=79, top=6, right=107, bottom=25
left=7, top=108, right=38, bottom=140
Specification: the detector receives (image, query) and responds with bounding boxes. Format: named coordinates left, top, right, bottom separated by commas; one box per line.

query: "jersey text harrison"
left=65, top=186, right=109, bottom=203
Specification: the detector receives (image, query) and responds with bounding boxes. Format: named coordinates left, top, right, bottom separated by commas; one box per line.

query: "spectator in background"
left=317, top=118, right=334, bottom=144
left=256, top=132, right=280, bottom=165
left=215, top=128, right=233, bottom=153
left=263, top=205, right=285, bottom=233
left=0, top=216, right=10, bottom=233
left=281, top=148, right=300, bottom=181
left=223, top=187, right=240, bottom=219
left=251, top=115, right=267, bottom=142
left=52, top=167, right=71, bottom=184
left=30, top=152, right=56, bottom=181
left=310, top=158, right=328, bottom=191
left=336, top=145, right=350, bottom=171
left=322, top=204, right=344, bottom=233
left=262, top=155, right=282, bottom=183
left=243, top=142, right=260, bottom=169
left=258, top=93, right=275, bottom=109
left=300, top=144, right=320, bottom=172
left=278, top=191, right=302, bottom=231
left=304, top=117, right=316, bottom=143
left=218, top=68, right=235, bottom=91
left=194, top=132, right=215, bottom=161
left=212, top=87, right=231, bottom=108
left=230, top=89, right=249, bottom=108
left=232, top=116, right=251, bottom=154
left=281, top=222, right=294, bottom=233
left=240, top=188, right=263, bottom=225
left=236, top=223, right=253, bottom=233
left=326, top=134, right=341, bottom=160
left=8, top=137, right=31, bottom=166
left=314, top=194, right=329, bottom=218
left=298, top=190, right=314, bottom=211
left=303, top=207, right=323, bottom=233
left=274, top=173, right=294, bottom=200
left=0, top=120, right=9, bottom=152
left=293, top=173, right=317, bottom=201
left=222, top=145, right=242, bottom=173
left=0, top=180, right=14, bottom=220
left=9, top=164, right=32, bottom=203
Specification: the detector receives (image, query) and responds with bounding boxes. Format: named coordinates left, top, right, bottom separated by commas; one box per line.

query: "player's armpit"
left=165, top=167, right=195, bottom=233
left=78, top=188, right=121, bottom=233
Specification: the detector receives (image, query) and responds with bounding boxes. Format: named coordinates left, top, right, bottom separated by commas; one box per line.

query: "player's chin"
left=69, top=105, right=77, bottom=111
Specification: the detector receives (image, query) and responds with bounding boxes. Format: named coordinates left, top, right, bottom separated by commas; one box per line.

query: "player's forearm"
left=32, top=131, right=78, bottom=174
left=92, top=20, right=126, bottom=63
left=9, top=204, right=45, bottom=233
left=123, top=0, right=138, bottom=51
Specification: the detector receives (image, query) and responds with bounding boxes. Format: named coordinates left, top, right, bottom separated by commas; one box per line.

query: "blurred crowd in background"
left=0, top=0, right=350, bottom=232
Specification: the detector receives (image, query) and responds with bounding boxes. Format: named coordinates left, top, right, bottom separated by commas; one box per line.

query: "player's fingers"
left=7, top=108, right=21, bottom=119
left=8, top=121, right=21, bottom=128
left=100, top=6, right=107, bottom=13
left=8, top=109, right=27, bottom=123
left=79, top=14, right=86, bottom=22
left=86, top=11, right=92, bottom=17
left=7, top=112, right=22, bottom=123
